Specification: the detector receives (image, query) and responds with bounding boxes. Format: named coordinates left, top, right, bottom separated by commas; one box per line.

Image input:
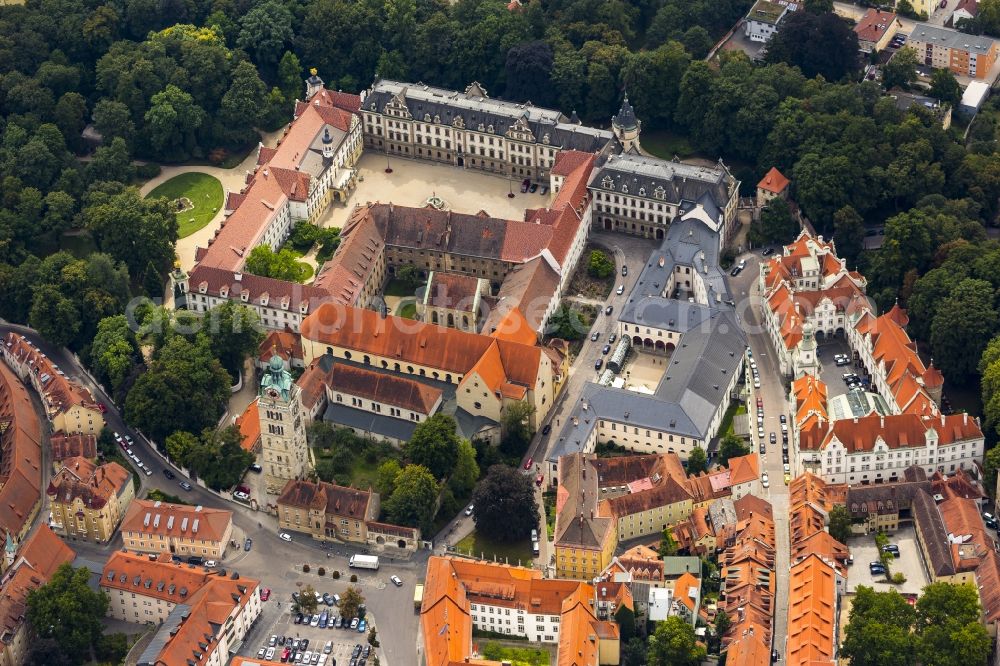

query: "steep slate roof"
left=912, top=489, right=956, bottom=577
left=365, top=80, right=614, bottom=153
left=589, top=153, right=735, bottom=218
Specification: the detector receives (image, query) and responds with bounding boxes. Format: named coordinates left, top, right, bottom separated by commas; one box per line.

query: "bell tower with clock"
left=258, top=353, right=310, bottom=494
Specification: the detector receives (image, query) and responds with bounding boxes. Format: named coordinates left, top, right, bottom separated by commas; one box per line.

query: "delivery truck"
left=349, top=554, right=380, bottom=570
left=414, top=583, right=424, bottom=610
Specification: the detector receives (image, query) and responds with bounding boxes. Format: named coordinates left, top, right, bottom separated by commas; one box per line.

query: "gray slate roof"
left=909, top=23, right=995, bottom=53
left=589, top=153, right=736, bottom=214
left=547, top=214, right=746, bottom=466
left=364, top=80, right=615, bottom=153
left=323, top=403, right=419, bottom=442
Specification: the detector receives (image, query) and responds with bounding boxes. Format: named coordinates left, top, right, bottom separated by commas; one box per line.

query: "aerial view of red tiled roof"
left=121, top=500, right=232, bottom=543
left=786, top=554, right=837, bottom=666
left=326, top=363, right=443, bottom=414
left=188, top=264, right=331, bottom=312
left=234, top=399, right=261, bottom=453
left=46, top=457, right=130, bottom=511
left=757, top=167, right=789, bottom=195
left=0, top=525, right=73, bottom=649
left=0, top=362, right=42, bottom=541
left=49, top=432, right=97, bottom=462
left=854, top=9, right=898, bottom=42
left=259, top=329, right=303, bottom=365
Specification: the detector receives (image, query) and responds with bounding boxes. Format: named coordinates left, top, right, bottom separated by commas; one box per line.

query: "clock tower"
left=259, top=353, right=310, bottom=494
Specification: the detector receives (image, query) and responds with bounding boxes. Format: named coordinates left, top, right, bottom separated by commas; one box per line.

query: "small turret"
left=305, top=68, right=324, bottom=100
left=321, top=128, right=334, bottom=163
left=612, top=93, right=641, bottom=153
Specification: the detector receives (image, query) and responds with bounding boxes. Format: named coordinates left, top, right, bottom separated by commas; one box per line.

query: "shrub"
left=350, top=574, right=358, bottom=583
left=318, top=567, right=326, bottom=576
left=333, top=570, right=340, bottom=579
left=891, top=572, right=906, bottom=584
left=302, top=564, right=311, bottom=573
left=136, top=163, right=162, bottom=179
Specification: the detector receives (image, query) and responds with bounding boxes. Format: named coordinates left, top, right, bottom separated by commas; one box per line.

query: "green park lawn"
left=455, top=531, right=534, bottom=566
left=146, top=172, right=223, bottom=238
left=398, top=301, right=418, bottom=319
left=481, top=642, right=549, bottom=666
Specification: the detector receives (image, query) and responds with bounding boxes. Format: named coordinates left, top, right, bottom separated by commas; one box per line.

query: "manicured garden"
left=146, top=172, right=223, bottom=238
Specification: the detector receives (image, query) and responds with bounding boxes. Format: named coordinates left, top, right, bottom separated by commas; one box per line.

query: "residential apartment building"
left=745, top=0, right=791, bottom=42
left=120, top=500, right=233, bottom=559
left=420, top=556, right=619, bottom=666
left=0, top=526, right=74, bottom=666
left=0, top=362, right=42, bottom=546
left=46, top=457, right=133, bottom=543
left=555, top=452, right=705, bottom=579
left=2, top=333, right=105, bottom=436
left=258, top=354, right=310, bottom=493
left=908, top=24, right=998, bottom=79
left=102, top=551, right=262, bottom=665
left=588, top=153, right=740, bottom=247
left=277, top=479, right=379, bottom=545
left=360, top=80, right=614, bottom=183
left=854, top=9, right=902, bottom=52
left=784, top=474, right=849, bottom=666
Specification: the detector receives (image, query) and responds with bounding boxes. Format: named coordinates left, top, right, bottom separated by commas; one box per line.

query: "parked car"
left=542, top=424, right=551, bottom=435
left=762, top=473, right=769, bottom=488
left=279, top=532, right=293, bottom=542
left=759, top=443, right=766, bottom=455
left=357, top=619, right=367, bottom=633
left=521, top=179, right=530, bottom=193
left=179, top=481, right=193, bottom=491
left=616, top=284, right=625, bottom=295
left=523, top=457, right=533, bottom=471
left=233, top=491, right=251, bottom=501
left=761, top=247, right=774, bottom=256
left=540, top=185, right=549, bottom=195
left=595, top=359, right=603, bottom=371
left=769, top=432, right=776, bottom=444
left=465, top=505, right=474, bottom=516
left=779, top=414, right=787, bottom=424
left=261, top=588, right=271, bottom=601
left=604, top=305, right=613, bottom=315
left=601, top=344, right=611, bottom=355
left=608, top=333, right=617, bottom=344
left=249, top=463, right=263, bottom=473
left=162, top=469, right=175, bottom=479
left=244, top=537, right=253, bottom=551
left=529, top=183, right=538, bottom=193
left=590, top=331, right=600, bottom=341
left=204, top=560, right=218, bottom=568
left=391, top=575, right=403, bottom=587
left=350, top=618, right=360, bottom=630
left=621, top=265, right=628, bottom=276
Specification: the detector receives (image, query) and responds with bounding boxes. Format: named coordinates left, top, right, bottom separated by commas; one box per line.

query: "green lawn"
left=146, top=172, right=224, bottom=238
left=384, top=278, right=424, bottom=298
left=299, top=261, right=315, bottom=281
left=481, top=642, right=549, bottom=666
left=642, top=130, right=699, bottom=160
left=398, top=302, right=417, bottom=320
left=455, top=531, right=534, bottom=566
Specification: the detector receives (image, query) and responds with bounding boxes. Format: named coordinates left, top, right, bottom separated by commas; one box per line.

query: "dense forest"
left=2, top=0, right=1000, bottom=459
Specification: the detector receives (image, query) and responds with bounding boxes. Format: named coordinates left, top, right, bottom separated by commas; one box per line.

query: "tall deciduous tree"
left=237, top=0, right=294, bottom=68
left=26, top=564, right=108, bottom=664
left=828, top=504, right=853, bottom=544
left=930, top=278, right=998, bottom=381
left=217, top=61, right=267, bottom=145
left=915, top=583, right=991, bottom=666
left=841, top=586, right=916, bottom=666
left=449, top=439, right=480, bottom=495
left=200, top=301, right=264, bottom=379
left=882, top=47, right=919, bottom=91
left=717, top=433, right=750, bottom=467
left=833, top=205, right=865, bottom=266
left=929, top=68, right=961, bottom=105
left=90, top=315, right=138, bottom=396
left=765, top=11, right=860, bottom=81
left=500, top=401, right=536, bottom=458
left=84, top=187, right=178, bottom=279
left=470, top=464, right=539, bottom=542
left=686, top=446, right=708, bottom=475
left=143, top=85, right=205, bottom=160
left=404, top=414, right=461, bottom=479
left=505, top=41, right=555, bottom=107
left=384, top=465, right=439, bottom=533
left=647, top=616, right=706, bottom=666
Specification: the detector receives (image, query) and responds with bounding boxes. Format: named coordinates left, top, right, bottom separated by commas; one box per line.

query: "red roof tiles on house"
left=757, top=167, right=790, bottom=195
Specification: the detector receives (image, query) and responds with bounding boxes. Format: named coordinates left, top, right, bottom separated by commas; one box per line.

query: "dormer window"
left=424, top=113, right=431, bottom=121
left=454, top=116, right=465, bottom=128
left=240, top=291, right=249, bottom=302
left=478, top=123, right=485, bottom=131
left=487, top=124, right=494, bottom=133
left=260, top=293, right=269, bottom=307
left=654, top=186, right=665, bottom=200
left=638, top=187, right=646, bottom=196
left=602, top=176, right=613, bottom=189
left=219, top=286, right=228, bottom=298
left=434, top=114, right=440, bottom=123
left=370, top=102, right=376, bottom=111
left=622, top=184, right=628, bottom=194
left=542, top=133, right=550, bottom=145
left=198, top=282, right=208, bottom=294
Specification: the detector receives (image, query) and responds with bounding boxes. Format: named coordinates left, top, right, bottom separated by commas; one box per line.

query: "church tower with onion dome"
left=259, top=352, right=310, bottom=494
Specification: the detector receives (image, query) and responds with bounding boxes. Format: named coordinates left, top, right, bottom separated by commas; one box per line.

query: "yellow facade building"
left=46, top=457, right=133, bottom=543
left=120, top=500, right=233, bottom=559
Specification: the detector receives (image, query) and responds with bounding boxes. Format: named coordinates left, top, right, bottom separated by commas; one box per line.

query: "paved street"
left=727, top=253, right=792, bottom=658
left=0, top=321, right=422, bottom=665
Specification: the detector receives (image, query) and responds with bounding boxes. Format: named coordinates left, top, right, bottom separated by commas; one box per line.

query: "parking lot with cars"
left=846, top=528, right=928, bottom=596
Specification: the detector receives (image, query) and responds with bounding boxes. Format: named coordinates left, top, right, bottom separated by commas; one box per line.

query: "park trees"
left=237, top=0, right=294, bottom=69
left=384, top=465, right=440, bottom=533
left=124, top=335, right=231, bottom=445
left=930, top=278, right=998, bottom=381
left=751, top=198, right=798, bottom=247
left=84, top=187, right=178, bottom=279
left=90, top=315, right=139, bottom=398
left=405, top=414, right=461, bottom=480
left=930, top=68, right=961, bottom=105
left=833, top=205, right=865, bottom=267
left=587, top=249, right=615, bottom=278
left=200, top=301, right=265, bottom=380
left=470, top=464, right=539, bottom=541
left=449, top=439, right=480, bottom=495
left=765, top=11, right=860, bottom=81
left=545, top=304, right=586, bottom=340
left=841, top=586, right=916, bottom=666
left=26, top=564, right=108, bottom=665
left=882, top=47, right=919, bottom=91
